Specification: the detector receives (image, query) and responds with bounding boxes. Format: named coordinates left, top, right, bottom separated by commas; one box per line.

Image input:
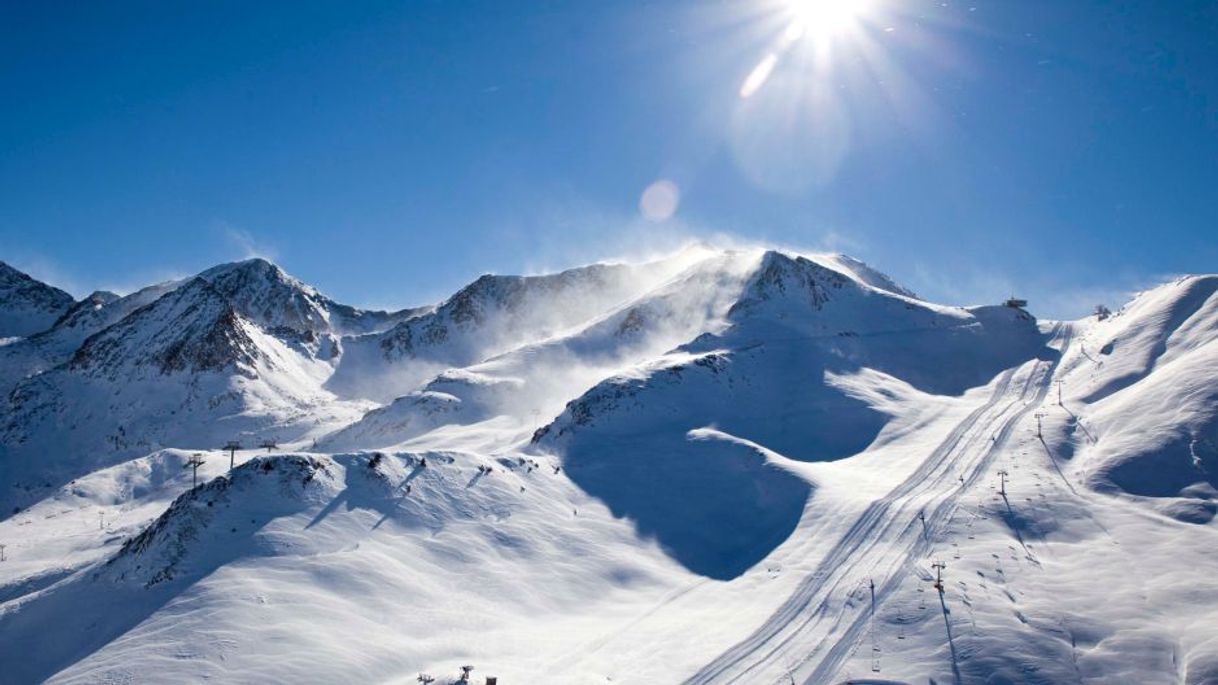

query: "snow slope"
left=532, top=251, right=1052, bottom=580
left=2, top=247, right=1217, bottom=685
left=1061, top=276, right=1218, bottom=518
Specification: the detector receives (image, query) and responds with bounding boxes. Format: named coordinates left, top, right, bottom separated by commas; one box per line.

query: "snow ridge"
left=0, top=261, right=75, bottom=338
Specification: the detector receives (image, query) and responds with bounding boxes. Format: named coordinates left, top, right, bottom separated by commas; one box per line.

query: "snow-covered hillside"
left=2, top=247, right=1216, bottom=684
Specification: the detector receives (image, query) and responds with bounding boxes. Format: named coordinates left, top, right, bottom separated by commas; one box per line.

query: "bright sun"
left=786, top=0, right=869, bottom=38
left=740, top=0, right=877, bottom=98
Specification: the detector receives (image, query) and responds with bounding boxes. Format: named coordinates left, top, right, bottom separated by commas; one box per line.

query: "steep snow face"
left=533, top=348, right=818, bottom=580
left=199, top=259, right=332, bottom=334
left=818, top=252, right=920, bottom=299
left=66, top=278, right=261, bottom=378
left=1061, top=276, right=1218, bottom=519
left=326, top=259, right=694, bottom=402
left=200, top=258, right=423, bottom=338
left=0, top=257, right=416, bottom=397
left=51, top=283, right=179, bottom=344
left=0, top=261, right=75, bottom=337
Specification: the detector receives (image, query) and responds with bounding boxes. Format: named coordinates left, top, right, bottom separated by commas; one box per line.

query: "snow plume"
left=320, top=250, right=765, bottom=449
left=320, top=244, right=937, bottom=450
left=220, top=222, right=278, bottom=262
left=324, top=255, right=707, bottom=404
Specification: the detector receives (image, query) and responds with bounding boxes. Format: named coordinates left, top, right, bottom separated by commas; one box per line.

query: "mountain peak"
left=199, top=257, right=306, bottom=292
left=195, top=258, right=333, bottom=334
left=192, top=258, right=415, bottom=337
left=730, top=250, right=851, bottom=314
left=68, top=277, right=258, bottom=376
left=0, top=260, right=77, bottom=337
left=819, top=253, right=918, bottom=299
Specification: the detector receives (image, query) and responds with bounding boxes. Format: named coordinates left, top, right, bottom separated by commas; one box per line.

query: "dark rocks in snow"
left=108, top=455, right=334, bottom=587
left=0, top=261, right=76, bottom=337
left=68, top=278, right=261, bottom=377
left=729, top=251, right=846, bottom=317
left=51, top=290, right=120, bottom=328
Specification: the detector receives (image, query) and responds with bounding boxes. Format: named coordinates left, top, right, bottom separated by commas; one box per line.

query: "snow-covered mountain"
left=0, top=276, right=353, bottom=512
left=0, top=258, right=422, bottom=400
left=320, top=249, right=760, bottom=450
left=0, top=281, right=182, bottom=396
left=0, top=261, right=75, bottom=338
left=325, top=255, right=697, bottom=402
left=0, top=259, right=422, bottom=513
left=198, top=258, right=425, bottom=338
left=531, top=251, right=1050, bottom=579
left=2, top=247, right=1217, bottom=685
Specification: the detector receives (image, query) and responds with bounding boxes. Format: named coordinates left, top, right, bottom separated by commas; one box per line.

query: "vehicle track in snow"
left=684, top=324, right=1072, bottom=685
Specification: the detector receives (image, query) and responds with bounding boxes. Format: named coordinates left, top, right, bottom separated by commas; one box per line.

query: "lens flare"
left=639, top=180, right=680, bottom=221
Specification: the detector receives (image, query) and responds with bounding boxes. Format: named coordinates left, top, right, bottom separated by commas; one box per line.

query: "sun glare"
left=740, top=0, right=874, bottom=99
left=786, top=0, right=869, bottom=39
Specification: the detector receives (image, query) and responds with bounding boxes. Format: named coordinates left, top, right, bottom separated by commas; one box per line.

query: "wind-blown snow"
left=2, top=246, right=1216, bottom=684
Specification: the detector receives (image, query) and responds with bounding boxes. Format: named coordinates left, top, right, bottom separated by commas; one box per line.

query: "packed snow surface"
left=1, top=247, right=1216, bottom=684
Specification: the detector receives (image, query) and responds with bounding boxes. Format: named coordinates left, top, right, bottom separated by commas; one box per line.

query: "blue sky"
left=1, top=0, right=1215, bottom=318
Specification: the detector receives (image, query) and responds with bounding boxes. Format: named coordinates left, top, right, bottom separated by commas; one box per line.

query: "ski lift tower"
left=998, top=469, right=1010, bottom=497
left=259, top=438, right=278, bottom=453
left=931, top=560, right=947, bottom=592
left=459, top=665, right=475, bottom=682
left=185, top=453, right=206, bottom=488
left=223, top=440, right=242, bottom=469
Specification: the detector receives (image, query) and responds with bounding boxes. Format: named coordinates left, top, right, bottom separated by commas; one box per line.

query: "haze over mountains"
left=1, top=248, right=1216, bottom=684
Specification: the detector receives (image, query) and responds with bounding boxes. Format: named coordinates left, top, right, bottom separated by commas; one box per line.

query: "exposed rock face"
left=68, top=278, right=260, bottom=378
left=199, top=258, right=423, bottom=337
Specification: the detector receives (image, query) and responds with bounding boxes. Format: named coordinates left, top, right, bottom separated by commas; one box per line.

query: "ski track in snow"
left=685, top=324, right=1073, bottom=684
